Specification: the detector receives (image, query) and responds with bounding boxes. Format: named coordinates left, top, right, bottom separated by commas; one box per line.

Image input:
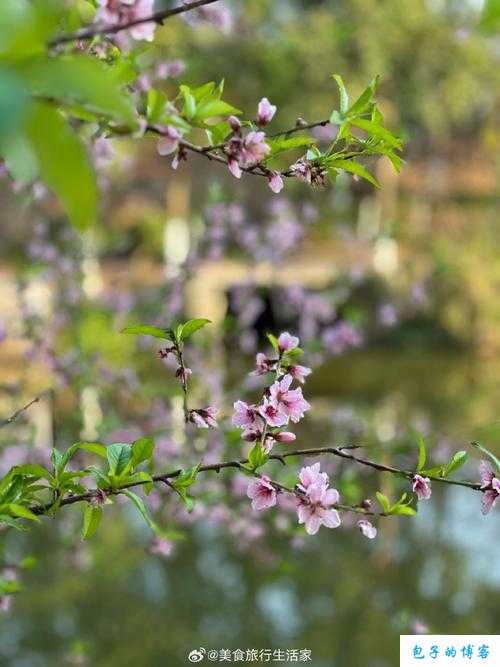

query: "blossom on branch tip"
left=412, top=474, right=432, bottom=501
left=277, top=331, right=299, bottom=352
left=479, top=461, right=500, bottom=514
left=290, top=158, right=328, bottom=188
left=250, top=353, right=274, bottom=376
left=296, top=483, right=341, bottom=535
left=228, top=115, right=242, bottom=132
left=247, top=475, right=277, bottom=511
left=357, top=519, right=377, bottom=539
left=297, top=462, right=328, bottom=491
left=257, top=98, right=277, bottom=126
left=274, top=431, right=296, bottom=443
left=175, top=366, right=192, bottom=383
left=189, top=407, right=218, bottom=429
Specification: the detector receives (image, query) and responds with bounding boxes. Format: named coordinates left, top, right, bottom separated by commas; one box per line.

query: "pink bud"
left=274, top=431, right=296, bottom=443
left=228, top=157, right=242, bottom=179
left=267, top=171, right=284, bottom=194
left=228, top=115, right=241, bottom=132
left=257, top=97, right=276, bottom=126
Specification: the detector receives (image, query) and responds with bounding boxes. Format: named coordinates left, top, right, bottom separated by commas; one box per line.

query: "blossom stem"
left=0, top=395, right=42, bottom=429
left=49, top=0, right=221, bottom=47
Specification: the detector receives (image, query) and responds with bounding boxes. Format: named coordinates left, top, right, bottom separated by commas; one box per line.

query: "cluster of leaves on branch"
left=0, top=0, right=402, bottom=231
left=0, top=322, right=498, bottom=551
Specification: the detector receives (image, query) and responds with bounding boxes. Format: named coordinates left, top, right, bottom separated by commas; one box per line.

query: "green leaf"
left=444, top=451, right=468, bottom=477
left=122, top=489, right=163, bottom=535
left=179, top=85, right=196, bottom=120
left=266, top=135, right=316, bottom=157
left=81, top=504, right=102, bottom=540
left=7, top=503, right=40, bottom=522
left=195, top=99, right=241, bottom=122
left=0, top=514, right=28, bottom=531
left=347, top=75, right=379, bottom=117
left=375, top=491, right=390, bottom=513
left=350, top=118, right=402, bottom=149
left=26, top=102, right=97, bottom=230
left=125, top=471, right=153, bottom=494
left=106, top=444, right=133, bottom=477
left=266, top=333, right=279, bottom=352
left=121, top=324, right=172, bottom=340
left=0, top=1, right=60, bottom=59
left=146, top=88, right=168, bottom=124
left=471, top=441, right=500, bottom=472
left=131, top=437, right=154, bottom=467
left=390, top=505, right=417, bottom=516
left=178, top=318, right=211, bottom=341
left=58, top=442, right=107, bottom=476
left=16, top=55, right=137, bottom=125
left=248, top=443, right=269, bottom=471
left=173, top=463, right=201, bottom=489
left=12, top=464, right=51, bottom=480
left=417, top=435, right=427, bottom=472
left=327, top=159, right=380, bottom=187
left=332, top=74, right=349, bottom=114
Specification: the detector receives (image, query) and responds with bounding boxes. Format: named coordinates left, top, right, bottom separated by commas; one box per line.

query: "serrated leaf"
left=444, top=451, right=468, bottom=477
left=375, top=491, right=390, bottom=513
left=266, top=333, right=279, bottom=351
left=350, top=118, right=402, bottom=149
left=332, top=74, right=349, bottom=114
left=7, top=503, right=40, bottom=522
left=131, top=437, right=154, bottom=467
left=266, top=135, right=316, bottom=157
left=195, top=99, right=241, bottom=122
left=121, top=324, right=172, bottom=340
left=106, top=444, right=133, bottom=477
left=328, top=159, right=380, bottom=187
left=26, top=102, right=97, bottom=230
left=178, top=318, right=211, bottom=341
left=81, top=504, right=102, bottom=540
left=347, top=75, right=379, bottom=117
left=417, top=435, right=427, bottom=472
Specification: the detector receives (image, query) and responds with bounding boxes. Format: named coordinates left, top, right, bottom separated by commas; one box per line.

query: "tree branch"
left=49, top=0, right=221, bottom=47
left=29, top=444, right=483, bottom=519
left=0, top=396, right=41, bottom=429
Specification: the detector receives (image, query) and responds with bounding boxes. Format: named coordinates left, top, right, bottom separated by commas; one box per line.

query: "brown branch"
left=49, top=0, right=221, bottom=47
left=0, top=396, right=41, bottom=429
left=29, top=444, right=483, bottom=520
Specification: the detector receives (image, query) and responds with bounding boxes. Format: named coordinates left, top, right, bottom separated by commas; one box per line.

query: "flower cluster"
left=232, top=332, right=311, bottom=453
left=97, top=0, right=156, bottom=45
left=479, top=460, right=500, bottom=515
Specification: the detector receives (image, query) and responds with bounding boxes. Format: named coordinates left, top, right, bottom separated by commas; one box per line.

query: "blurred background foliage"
left=0, top=1, right=499, bottom=666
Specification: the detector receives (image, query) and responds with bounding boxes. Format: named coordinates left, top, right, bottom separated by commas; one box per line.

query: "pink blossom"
left=228, top=115, right=241, bottom=132
left=258, top=397, right=289, bottom=427
left=274, top=431, right=296, bottom=443
left=267, top=171, right=284, bottom=194
left=227, top=157, right=242, bottom=179
left=278, top=331, right=299, bottom=352
left=190, top=407, right=218, bottom=429
left=155, top=59, right=186, bottom=79
left=257, top=98, right=277, bottom=126
left=412, top=474, right=432, bottom=501
left=479, top=460, right=496, bottom=488
left=262, top=435, right=275, bottom=454
left=287, top=364, right=312, bottom=384
left=482, top=489, right=499, bottom=515
left=251, top=352, right=274, bottom=376
left=269, top=374, right=310, bottom=423
left=175, top=366, right=192, bottom=383
left=240, top=131, right=270, bottom=167
left=157, top=126, right=182, bottom=156
left=297, top=462, right=328, bottom=491
left=357, top=519, right=377, bottom=539
left=149, top=537, right=174, bottom=558
left=97, top=0, right=156, bottom=42
left=232, top=401, right=264, bottom=430
left=290, top=158, right=328, bottom=188
left=247, top=475, right=277, bottom=511
left=296, top=481, right=341, bottom=535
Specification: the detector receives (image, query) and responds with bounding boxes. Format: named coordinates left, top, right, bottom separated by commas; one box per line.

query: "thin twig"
left=49, top=0, right=221, bottom=47
left=0, top=396, right=41, bottom=429
left=29, top=444, right=483, bottom=518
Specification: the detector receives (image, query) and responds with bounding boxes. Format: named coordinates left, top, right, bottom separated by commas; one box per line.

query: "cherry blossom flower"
left=97, top=0, right=156, bottom=42
left=190, top=407, right=218, bottom=429
left=296, top=481, right=341, bottom=535
left=247, top=475, right=277, bottom=511
left=412, top=474, right=432, bottom=501
left=258, top=397, right=289, bottom=427
left=257, top=98, right=277, bottom=126
left=149, top=537, right=174, bottom=558
left=227, top=157, right=242, bottom=179
left=240, top=131, right=270, bottom=167
left=357, top=519, right=377, bottom=539
left=278, top=331, right=299, bottom=352
left=251, top=353, right=274, bottom=376
left=267, top=171, right=284, bottom=194
left=175, top=366, right=192, bottom=383
left=479, top=461, right=500, bottom=515
left=297, top=462, right=328, bottom=491
left=232, top=400, right=264, bottom=430
left=287, top=364, right=312, bottom=384
left=269, top=374, right=310, bottom=423
left=157, top=126, right=182, bottom=156
left=228, top=115, right=241, bottom=132
left=290, top=158, right=328, bottom=188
